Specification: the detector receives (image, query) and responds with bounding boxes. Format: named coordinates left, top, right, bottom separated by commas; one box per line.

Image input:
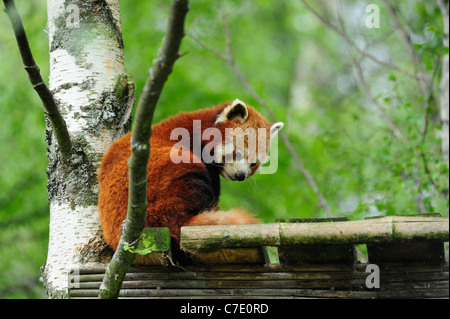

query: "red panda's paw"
left=186, top=208, right=262, bottom=226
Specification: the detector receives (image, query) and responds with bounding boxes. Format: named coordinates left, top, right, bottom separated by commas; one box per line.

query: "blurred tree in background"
left=0, top=0, right=447, bottom=298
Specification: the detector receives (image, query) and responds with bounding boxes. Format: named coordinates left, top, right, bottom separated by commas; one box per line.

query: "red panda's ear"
left=215, top=99, right=249, bottom=124
left=270, top=122, right=284, bottom=140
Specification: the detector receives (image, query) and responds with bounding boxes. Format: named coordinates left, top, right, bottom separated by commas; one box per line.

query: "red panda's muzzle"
left=234, top=172, right=246, bottom=181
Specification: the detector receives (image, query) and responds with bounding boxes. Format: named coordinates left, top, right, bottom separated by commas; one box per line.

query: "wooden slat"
left=71, top=278, right=371, bottom=290
left=69, top=263, right=449, bottom=299
left=280, top=216, right=449, bottom=245
left=70, top=262, right=449, bottom=275
left=69, top=288, right=378, bottom=299
left=69, top=270, right=449, bottom=288
left=181, top=223, right=280, bottom=250
left=180, top=216, right=449, bottom=251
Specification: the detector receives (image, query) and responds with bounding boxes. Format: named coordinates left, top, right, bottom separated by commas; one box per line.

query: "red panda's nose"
left=235, top=172, right=246, bottom=181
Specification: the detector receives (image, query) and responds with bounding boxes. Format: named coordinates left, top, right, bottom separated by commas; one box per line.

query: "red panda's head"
left=212, top=99, right=283, bottom=181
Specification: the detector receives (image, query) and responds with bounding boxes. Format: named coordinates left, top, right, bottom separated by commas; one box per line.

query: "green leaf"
left=388, top=73, right=396, bottom=82
left=425, top=25, right=440, bottom=34
left=123, top=244, right=134, bottom=252
left=413, top=43, right=423, bottom=51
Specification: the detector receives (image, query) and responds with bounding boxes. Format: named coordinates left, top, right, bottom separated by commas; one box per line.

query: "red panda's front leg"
left=145, top=154, right=220, bottom=242
left=147, top=149, right=261, bottom=241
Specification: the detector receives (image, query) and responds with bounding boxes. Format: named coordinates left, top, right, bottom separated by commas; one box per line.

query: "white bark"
left=44, top=203, right=100, bottom=297
left=42, top=0, right=129, bottom=298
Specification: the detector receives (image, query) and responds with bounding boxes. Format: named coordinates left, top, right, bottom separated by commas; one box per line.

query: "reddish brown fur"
left=98, top=102, right=272, bottom=251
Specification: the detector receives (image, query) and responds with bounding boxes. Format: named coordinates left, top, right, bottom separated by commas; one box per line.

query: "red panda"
left=98, top=99, right=283, bottom=254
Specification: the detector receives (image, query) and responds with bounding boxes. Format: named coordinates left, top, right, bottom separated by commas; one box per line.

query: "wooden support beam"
left=180, top=216, right=449, bottom=250
left=280, top=216, right=449, bottom=245
left=180, top=223, right=280, bottom=250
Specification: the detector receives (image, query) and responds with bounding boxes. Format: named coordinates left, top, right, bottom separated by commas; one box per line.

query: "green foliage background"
left=0, top=0, right=447, bottom=298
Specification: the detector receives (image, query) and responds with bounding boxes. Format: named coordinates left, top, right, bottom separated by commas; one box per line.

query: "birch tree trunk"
left=41, top=0, right=130, bottom=298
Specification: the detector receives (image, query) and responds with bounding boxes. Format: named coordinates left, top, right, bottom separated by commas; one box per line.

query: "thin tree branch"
left=299, top=0, right=419, bottom=81
left=350, top=54, right=434, bottom=213
left=353, top=57, right=408, bottom=144
left=379, top=1, right=447, bottom=202
left=98, top=0, right=189, bottom=299
left=418, top=59, right=444, bottom=196
left=3, top=0, right=72, bottom=162
left=420, top=59, right=441, bottom=142
left=382, top=0, right=432, bottom=96
left=190, top=1, right=332, bottom=216
left=335, top=3, right=439, bottom=212
left=331, top=2, right=408, bottom=144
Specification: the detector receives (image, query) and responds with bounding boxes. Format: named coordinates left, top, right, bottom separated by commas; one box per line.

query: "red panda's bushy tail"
left=185, top=208, right=262, bottom=226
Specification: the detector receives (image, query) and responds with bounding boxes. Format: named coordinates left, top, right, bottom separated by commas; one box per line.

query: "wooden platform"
left=69, top=263, right=449, bottom=299
left=69, top=215, right=449, bottom=299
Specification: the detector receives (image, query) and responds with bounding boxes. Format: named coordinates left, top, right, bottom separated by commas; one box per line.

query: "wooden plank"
left=377, top=289, right=449, bottom=299
left=180, top=217, right=449, bottom=250
left=69, top=265, right=448, bottom=285
left=180, top=223, right=280, bottom=250
left=69, top=288, right=377, bottom=299
left=71, top=287, right=448, bottom=299
left=70, top=262, right=448, bottom=276
left=280, top=219, right=390, bottom=245
left=387, top=216, right=449, bottom=241
left=69, top=263, right=449, bottom=299
left=70, top=277, right=371, bottom=290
